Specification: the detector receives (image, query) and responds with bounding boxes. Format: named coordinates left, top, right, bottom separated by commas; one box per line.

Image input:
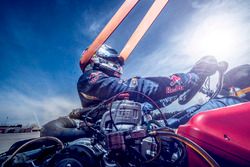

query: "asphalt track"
left=0, top=132, right=39, bottom=153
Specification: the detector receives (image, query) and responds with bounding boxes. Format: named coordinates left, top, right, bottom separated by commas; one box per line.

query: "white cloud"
left=181, top=1, right=250, bottom=66
left=88, top=21, right=102, bottom=35
left=189, top=0, right=223, bottom=9
left=79, top=5, right=119, bottom=39
left=0, top=89, right=79, bottom=126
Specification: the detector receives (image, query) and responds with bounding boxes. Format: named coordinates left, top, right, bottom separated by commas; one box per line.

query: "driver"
left=77, top=44, right=218, bottom=115
left=41, top=44, right=218, bottom=141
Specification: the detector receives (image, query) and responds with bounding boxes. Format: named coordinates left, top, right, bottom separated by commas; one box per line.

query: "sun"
left=185, top=14, right=242, bottom=62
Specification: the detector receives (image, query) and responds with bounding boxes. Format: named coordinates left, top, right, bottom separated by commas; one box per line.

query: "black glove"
left=190, top=56, right=218, bottom=78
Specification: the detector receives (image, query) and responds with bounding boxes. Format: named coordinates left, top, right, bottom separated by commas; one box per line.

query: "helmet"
left=81, top=44, right=124, bottom=77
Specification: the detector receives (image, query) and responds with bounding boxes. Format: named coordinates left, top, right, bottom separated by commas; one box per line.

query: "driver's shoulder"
left=79, top=70, right=108, bottom=83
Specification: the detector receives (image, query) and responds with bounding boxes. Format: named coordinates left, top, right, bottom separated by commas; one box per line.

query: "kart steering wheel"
left=178, top=61, right=228, bottom=105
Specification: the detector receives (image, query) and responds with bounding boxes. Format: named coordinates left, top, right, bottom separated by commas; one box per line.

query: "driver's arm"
left=78, top=70, right=199, bottom=105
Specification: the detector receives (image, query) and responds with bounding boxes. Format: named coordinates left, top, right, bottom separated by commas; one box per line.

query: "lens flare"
left=185, top=14, right=244, bottom=61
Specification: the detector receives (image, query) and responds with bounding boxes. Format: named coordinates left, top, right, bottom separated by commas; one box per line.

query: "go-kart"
left=1, top=1, right=250, bottom=166
left=1, top=61, right=250, bottom=167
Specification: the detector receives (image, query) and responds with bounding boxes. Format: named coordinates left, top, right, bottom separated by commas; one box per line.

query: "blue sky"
left=1, top=0, right=249, bottom=126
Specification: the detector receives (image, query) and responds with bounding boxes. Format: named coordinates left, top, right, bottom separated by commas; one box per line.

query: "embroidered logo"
left=166, top=85, right=184, bottom=94
left=129, top=77, right=138, bottom=88
left=159, top=95, right=178, bottom=107
left=170, top=75, right=182, bottom=86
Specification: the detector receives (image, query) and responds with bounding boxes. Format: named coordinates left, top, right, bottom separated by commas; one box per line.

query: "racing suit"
left=41, top=68, right=201, bottom=142
left=77, top=69, right=200, bottom=110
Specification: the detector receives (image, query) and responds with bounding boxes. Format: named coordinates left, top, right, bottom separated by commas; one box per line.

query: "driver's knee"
left=40, top=117, right=88, bottom=142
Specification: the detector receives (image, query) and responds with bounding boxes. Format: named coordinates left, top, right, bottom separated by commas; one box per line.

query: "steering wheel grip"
left=218, top=61, right=228, bottom=73
left=178, top=61, right=228, bottom=105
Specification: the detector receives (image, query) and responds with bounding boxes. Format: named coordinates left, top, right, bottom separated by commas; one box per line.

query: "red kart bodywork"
left=177, top=102, right=250, bottom=166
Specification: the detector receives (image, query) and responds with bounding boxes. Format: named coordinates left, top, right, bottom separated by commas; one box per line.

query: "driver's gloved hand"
left=177, top=56, right=218, bottom=105
left=189, top=56, right=218, bottom=79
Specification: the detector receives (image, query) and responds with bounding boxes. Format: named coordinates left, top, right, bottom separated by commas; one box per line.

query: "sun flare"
left=186, top=14, right=243, bottom=61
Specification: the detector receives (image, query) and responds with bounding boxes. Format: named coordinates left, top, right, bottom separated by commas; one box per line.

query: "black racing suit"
left=77, top=69, right=200, bottom=110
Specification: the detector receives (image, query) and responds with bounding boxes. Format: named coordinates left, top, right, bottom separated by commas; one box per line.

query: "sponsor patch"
left=170, top=74, right=182, bottom=86
left=166, top=85, right=184, bottom=94
left=159, top=95, right=178, bottom=107
left=129, top=77, right=138, bottom=88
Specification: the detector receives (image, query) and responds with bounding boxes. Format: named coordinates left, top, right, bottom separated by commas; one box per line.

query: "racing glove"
left=189, top=56, right=218, bottom=78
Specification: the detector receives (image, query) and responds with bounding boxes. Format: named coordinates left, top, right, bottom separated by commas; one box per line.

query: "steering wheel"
left=178, top=61, right=228, bottom=105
